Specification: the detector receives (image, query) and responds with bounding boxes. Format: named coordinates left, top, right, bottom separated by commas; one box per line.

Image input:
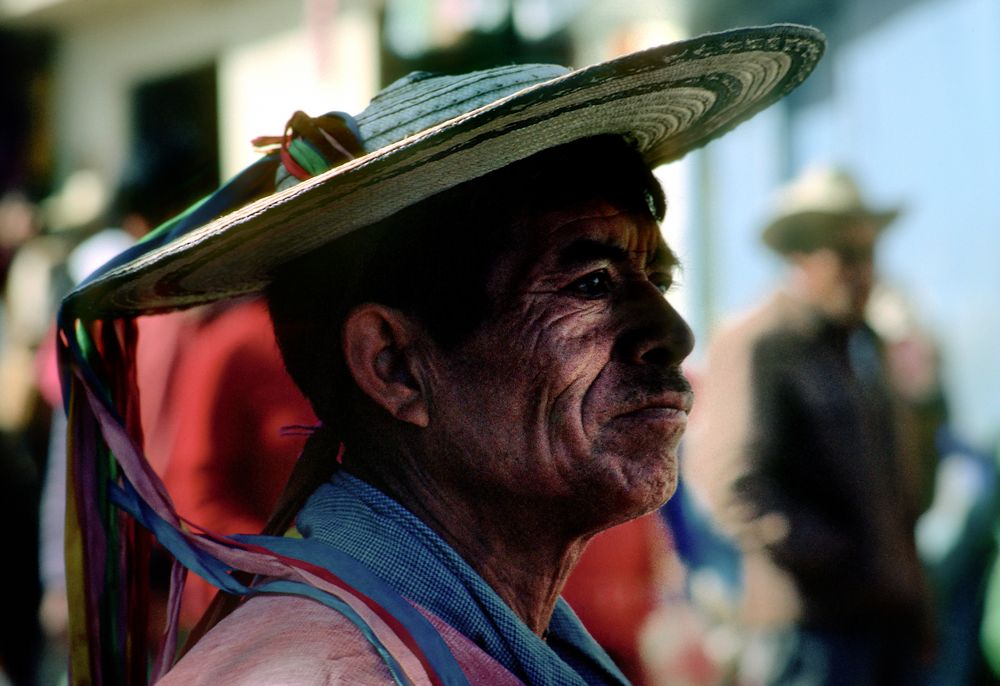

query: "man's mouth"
left=615, top=389, right=694, bottom=421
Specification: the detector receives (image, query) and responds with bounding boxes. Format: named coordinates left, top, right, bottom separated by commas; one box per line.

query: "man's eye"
left=651, top=272, right=675, bottom=296
left=568, top=270, right=612, bottom=298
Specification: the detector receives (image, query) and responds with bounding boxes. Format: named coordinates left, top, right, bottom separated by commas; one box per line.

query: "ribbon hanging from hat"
left=57, top=111, right=469, bottom=686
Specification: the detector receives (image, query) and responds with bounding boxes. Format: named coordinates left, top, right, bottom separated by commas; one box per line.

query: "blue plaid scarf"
left=298, top=471, right=630, bottom=686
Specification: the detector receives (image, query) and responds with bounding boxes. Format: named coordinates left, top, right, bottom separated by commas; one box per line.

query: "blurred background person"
left=0, top=191, right=49, bottom=686
left=33, top=145, right=209, bottom=680
left=685, top=166, right=932, bottom=686
left=562, top=512, right=725, bottom=686
left=869, top=285, right=1000, bottom=686
left=983, top=443, right=1000, bottom=684
left=1, top=174, right=108, bottom=684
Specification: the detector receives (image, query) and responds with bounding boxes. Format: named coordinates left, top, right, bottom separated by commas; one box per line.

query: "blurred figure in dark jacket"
left=685, top=167, right=932, bottom=686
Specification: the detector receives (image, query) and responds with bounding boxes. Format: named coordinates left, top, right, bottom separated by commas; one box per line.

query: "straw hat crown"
left=65, top=24, right=826, bottom=318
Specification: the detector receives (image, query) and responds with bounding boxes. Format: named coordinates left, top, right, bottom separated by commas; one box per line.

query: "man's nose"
left=613, top=282, right=695, bottom=366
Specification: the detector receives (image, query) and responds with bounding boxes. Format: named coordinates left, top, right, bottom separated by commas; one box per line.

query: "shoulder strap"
left=239, top=534, right=473, bottom=686
left=109, top=474, right=469, bottom=686
left=245, top=535, right=525, bottom=686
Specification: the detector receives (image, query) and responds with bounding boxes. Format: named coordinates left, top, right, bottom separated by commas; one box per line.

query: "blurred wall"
left=691, top=0, right=1000, bottom=447
left=6, top=0, right=994, bottom=445
left=834, top=0, right=1000, bottom=447
left=24, top=0, right=379, bottom=188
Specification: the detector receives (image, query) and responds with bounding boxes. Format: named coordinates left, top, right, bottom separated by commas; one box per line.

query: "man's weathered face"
left=423, top=194, right=694, bottom=533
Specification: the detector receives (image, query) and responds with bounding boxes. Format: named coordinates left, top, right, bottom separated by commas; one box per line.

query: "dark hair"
left=266, top=135, right=664, bottom=438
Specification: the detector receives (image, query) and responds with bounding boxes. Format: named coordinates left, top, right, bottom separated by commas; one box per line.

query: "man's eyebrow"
left=556, top=238, right=680, bottom=272
left=556, top=239, right=631, bottom=268
left=651, top=243, right=681, bottom=272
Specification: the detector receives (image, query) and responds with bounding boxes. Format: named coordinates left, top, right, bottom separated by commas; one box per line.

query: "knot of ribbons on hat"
left=252, top=110, right=365, bottom=181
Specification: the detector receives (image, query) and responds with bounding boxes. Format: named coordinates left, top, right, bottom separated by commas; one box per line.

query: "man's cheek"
left=582, top=430, right=680, bottom=509
left=595, top=419, right=682, bottom=464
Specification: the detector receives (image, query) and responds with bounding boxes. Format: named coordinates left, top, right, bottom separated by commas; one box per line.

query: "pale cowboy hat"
left=64, top=24, right=824, bottom=320
left=761, top=165, right=901, bottom=254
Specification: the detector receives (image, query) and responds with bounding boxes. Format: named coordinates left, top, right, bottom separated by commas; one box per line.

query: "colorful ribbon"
left=58, top=111, right=469, bottom=685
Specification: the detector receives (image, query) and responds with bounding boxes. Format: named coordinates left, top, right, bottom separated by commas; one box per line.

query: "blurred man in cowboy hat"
left=685, top=166, right=932, bottom=685
left=59, top=27, right=824, bottom=686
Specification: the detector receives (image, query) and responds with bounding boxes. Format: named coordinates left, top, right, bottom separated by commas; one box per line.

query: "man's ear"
left=342, top=304, right=430, bottom=428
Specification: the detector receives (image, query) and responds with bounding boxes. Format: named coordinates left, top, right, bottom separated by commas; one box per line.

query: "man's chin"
left=603, top=452, right=679, bottom=515
left=592, top=479, right=677, bottom=532
left=565, top=474, right=675, bottom=539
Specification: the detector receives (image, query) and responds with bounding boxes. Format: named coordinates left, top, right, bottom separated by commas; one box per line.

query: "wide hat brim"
left=67, top=24, right=824, bottom=319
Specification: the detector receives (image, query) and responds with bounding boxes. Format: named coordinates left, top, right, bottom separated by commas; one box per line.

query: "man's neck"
left=344, top=459, right=588, bottom=636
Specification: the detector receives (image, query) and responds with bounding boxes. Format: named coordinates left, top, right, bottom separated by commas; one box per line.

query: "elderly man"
left=59, top=26, right=823, bottom=686
left=686, top=167, right=931, bottom=685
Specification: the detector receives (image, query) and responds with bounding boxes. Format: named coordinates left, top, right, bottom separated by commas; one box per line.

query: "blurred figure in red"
left=158, top=297, right=316, bottom=628
left=36, top=149, right=315, bottom=659
left=686, top=167, right=932, bottom=686
left=561, top=514, right=670, bottom=685
left=562, top=513, right=726, bottom=686
left=870, top=285, right=1000, bottom=686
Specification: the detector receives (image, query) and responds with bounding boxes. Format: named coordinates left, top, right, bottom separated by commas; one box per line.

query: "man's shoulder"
left=710, top=292, right=817, bottom=356
left=158, top=594, right=397, bottom=685
left=704, top=295, right=779, bottom=364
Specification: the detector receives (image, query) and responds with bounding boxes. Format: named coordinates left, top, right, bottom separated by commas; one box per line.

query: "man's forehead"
left=526, top=201, right=672, bottom=264
left=556, top=234, right=677, bottom=269
left=487, top=199, right=677, bottom=292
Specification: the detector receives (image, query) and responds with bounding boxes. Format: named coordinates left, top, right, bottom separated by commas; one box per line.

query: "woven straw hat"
left=66, top=24, right=824, bottom=318
left=761, top=165, right=900, bottom=254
